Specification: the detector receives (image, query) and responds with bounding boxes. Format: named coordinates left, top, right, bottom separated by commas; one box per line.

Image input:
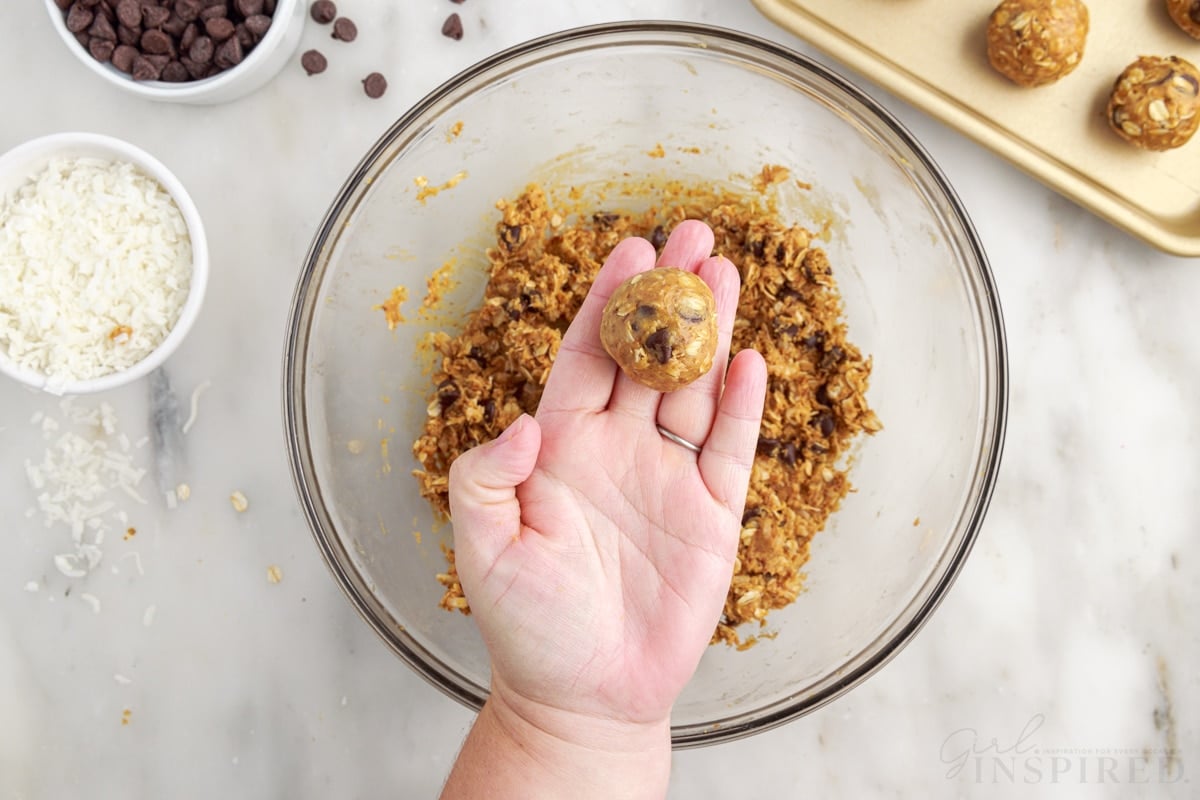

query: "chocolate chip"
left=756, top=436, right=782, bottom=456
left=819, top=345, right=845, bottom=371
left=74, top=30, right=91, bottom=48
left=181, top=56, right=207, bottom=79
left=180, top=22, right=199, bottom=51
left=142, top=5, right=170, bottom=29
left=482, top=399, right=496, bottom=426
left=437, top=380, right=460, bottom=410
left=88, top=37, right=116, bottom=61
left=114, top=0, right=140, bottom=28
left=740, top=507, right=760, bottom=526
left=244, top=14, right=271, bottom=36
left=815, top=383, right=831, bottom=406
left=331, top=17, right=356, bottom=41
left=88, top=13, right=117, bottom=40
left=131, top=53, right=162, bottom=80
left=54, top=0, right=72, bottom=10
left=214, top=35, right=244, bottom=69
left=176, top=0, right=202, bottom=22
left=140, top=28, right=173, bottom=55
left=264, top=0, right=276, bottom=13
left=592, top=212, right=620, bottom=228
left=162, top=12, right=187, bottom=36
left=199, top=4, right=227, bottom=21
left=811, top=410, right=835, bottom=438
left=801, top=331, right=825, bottom=350
left=301, top=49, right=326, bottom=75
left=502, top=224, right=523, bottom=249
left=644, top=328, right=672, bottom=364
left=649, top=225, right=667, bottom=250
left=780, top=442, right=798, bottom=467
left=236, top=0, right=264, bottom=16
left=67, top=3, right=95, bottom=33
left=636, top=304, right=656, bottom=318
left=362, top=71, right=388, bottom=98
left=450, top=0, right=465, bottom=3
left=117, top=24, right=139, bottom=45
left=441, top=12, right=464, bottom=40
left=188, top=35, right=213, bottom=63
left=310, top=0, right=336, bottom=23
left=467, top=346, right=488, bottom=368
left=235, top=23, right=253, bottom=48
left=111, top=43, right=138, bottom=72
left=161, top=60, right=189, bottom=82
left=205, top=17, right=235, bottom=40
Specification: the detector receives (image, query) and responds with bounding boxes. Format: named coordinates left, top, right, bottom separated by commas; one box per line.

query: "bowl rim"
left=42, top=0, right=298, bottom=101
left=0, top=131, right=209, bottom=395
left=283, top=20, right=1009, bottom=747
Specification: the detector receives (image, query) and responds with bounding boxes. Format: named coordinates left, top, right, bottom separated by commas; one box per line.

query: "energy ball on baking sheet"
left=986, top=0, right=1089, bottom=87
left=600, top=267, right=718, bottom=393
left=1107, top=55, right=1200, bottom=151
left=1165, top=0, right=1200, bottom=39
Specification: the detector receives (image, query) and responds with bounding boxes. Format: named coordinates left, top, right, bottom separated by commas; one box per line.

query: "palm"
left=449, top=223, right=766, bottom=726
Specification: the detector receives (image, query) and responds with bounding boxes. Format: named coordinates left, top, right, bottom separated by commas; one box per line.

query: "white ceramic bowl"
left=43, top=0, right=305, bottom=104
left=0, top=132, right=208, bottom=395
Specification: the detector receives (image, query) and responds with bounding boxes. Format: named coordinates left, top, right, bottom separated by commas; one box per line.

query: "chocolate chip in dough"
left=301, top=49, right=327, bottom=75
left=362, top=71, right=388, bottom=98
left=441, top=13, right=464, bottom=40
left=331, top=17, right=357, bottom=41
left=310, top=0, right=336, bottom=24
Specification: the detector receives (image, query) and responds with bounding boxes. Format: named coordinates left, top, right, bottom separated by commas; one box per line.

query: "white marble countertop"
left=2, top=2, right=1197, bottom=798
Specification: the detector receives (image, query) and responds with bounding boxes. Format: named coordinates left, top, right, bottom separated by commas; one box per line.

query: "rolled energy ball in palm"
left=600, top=267, right=718, bottom=393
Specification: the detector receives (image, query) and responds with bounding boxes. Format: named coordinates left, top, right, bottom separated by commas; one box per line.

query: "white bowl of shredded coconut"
left=0, top=132, right=207, bottom=394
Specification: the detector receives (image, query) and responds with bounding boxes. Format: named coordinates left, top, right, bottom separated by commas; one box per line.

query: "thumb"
left=448, top=414, right=541, bottom=553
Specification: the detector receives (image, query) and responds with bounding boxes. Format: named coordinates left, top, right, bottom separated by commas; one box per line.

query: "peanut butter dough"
left=1106, top=55, right=1200, bottom=151
left=1166, top=0, right=1200, bottom=40
left=986, top=0, right=1089, bottom=88
left=410, top=179, right=880, bottom=647
left=600, top=267, right=717, bottom=393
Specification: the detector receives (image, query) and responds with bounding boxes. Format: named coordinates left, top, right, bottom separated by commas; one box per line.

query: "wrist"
left=483, top=675, right=672, bottom=799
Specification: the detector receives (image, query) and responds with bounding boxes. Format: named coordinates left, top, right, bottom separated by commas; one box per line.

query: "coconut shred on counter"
left=0, top=157, right=192, bottom=385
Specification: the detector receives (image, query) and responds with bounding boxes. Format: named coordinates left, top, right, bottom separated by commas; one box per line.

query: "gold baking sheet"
left=751, top=0, right=1200, bottom=257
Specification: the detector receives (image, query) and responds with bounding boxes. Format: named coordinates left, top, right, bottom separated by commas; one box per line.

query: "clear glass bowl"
left=284, top=22, right=1007, bottom=747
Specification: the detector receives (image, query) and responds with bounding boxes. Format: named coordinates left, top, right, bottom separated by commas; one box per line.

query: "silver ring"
left=656, top=424, right=703, bottom=454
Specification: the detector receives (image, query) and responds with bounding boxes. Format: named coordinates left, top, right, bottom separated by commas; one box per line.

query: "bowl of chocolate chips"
left=45, top=0, right=306, bottom=104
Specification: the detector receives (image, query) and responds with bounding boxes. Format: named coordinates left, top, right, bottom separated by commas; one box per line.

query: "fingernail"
left=493, top=414, right=526, bottom=445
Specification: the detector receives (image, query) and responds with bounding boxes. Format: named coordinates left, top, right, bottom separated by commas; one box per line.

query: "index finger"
left=537, top=236, right=657, bottom=416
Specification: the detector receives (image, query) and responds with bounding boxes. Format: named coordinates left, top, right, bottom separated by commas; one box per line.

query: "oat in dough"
left=986, top=0, right=1089, bottom=88
left=1106, top=55, right=1200, bottom=151
left=412, top=182, right=880, bottom=646
left=600, top=268, right=717, bottom=393
left=1166, top=0, right=1200, bottom=39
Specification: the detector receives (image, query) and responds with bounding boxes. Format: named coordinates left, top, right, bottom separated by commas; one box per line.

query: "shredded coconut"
left=80, top=592, right=101, bottom=614
left=0, top=157, right=192, bottom=383
left=27, top=399, right=146, bottom=578
left=180, top=379, right=211, bottom=435
left=24, top=581, right=39, bottom=592
left=114, top=674, right=133, bottom=685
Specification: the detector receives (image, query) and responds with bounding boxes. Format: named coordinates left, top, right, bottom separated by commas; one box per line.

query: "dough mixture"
left=411, top=177, right=880, bottom=646
left=600, top=267, right=717, bottom=393
left=1106, top=55, right=1200, bottom=151
left=986, top=0, right=1089, bottom=87
left=1166, top=0, right=1200, bottom=39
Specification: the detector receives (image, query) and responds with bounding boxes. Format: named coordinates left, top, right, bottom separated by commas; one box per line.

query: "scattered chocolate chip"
left=142, top=5, right=170, bottom=29
left=115, top=0, right=140, bottom=28
left=649, top=225, right=667, bottom=250
left=88, top=37, right=116, bottom=61
left=482, top=399, right=496, bottom=425
left=644, top=328, right=672, bottom=365
left=331, top=16, right=356, bottom=41
left=67, top=3, right=95, bottom=33
left=450, top=0, right=465, bottom=4
left=205, top=16, right=235, bottom=40
left=131, top=53, right=162, bottom=80
left=740, top=507, right=760, bottom=526
left=161, top=60, right=189, bottom=82
left=815, top=383, right=832, bottom=406
left=214, top=35, right=244, bottom=69
left=780, top=442, right=798, bottom=467
left=467, top=346, right=488, bottom=368
left=310, top=0, right=336, bottom=24
left=801, top=331, right=825, bottom=350
left=300, top=49, right=327, bottom=75
left=636, top=304, right=656, bottom=318
left=441, top=12, right=463, bottom=40
left=111, top=43, right=138, bottom=72
left=244, top=14, right=271, bottom=36
left=502, top=224, right=523, bottom=249
left=819, top=345, right=845, bottom=371
left=362, top=71, right=388, bottom=98
left=592, top=211, right=620, bottom=228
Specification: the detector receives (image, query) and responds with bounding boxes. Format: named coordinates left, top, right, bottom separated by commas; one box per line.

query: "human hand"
left=448, top=219, right=766, bottom=728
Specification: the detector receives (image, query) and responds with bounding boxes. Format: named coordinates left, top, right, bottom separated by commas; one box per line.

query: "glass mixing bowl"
left=284, top=22, right=1007, bottom=747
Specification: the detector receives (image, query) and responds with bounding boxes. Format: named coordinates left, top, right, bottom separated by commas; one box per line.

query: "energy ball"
left=986, top=0, right=1089, bottom=88
left=600, top=267, right=718, bottom=393
left=1166, top=0, right=1200, bottom=39
left=1106, top=55, right=1200, bottom=151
